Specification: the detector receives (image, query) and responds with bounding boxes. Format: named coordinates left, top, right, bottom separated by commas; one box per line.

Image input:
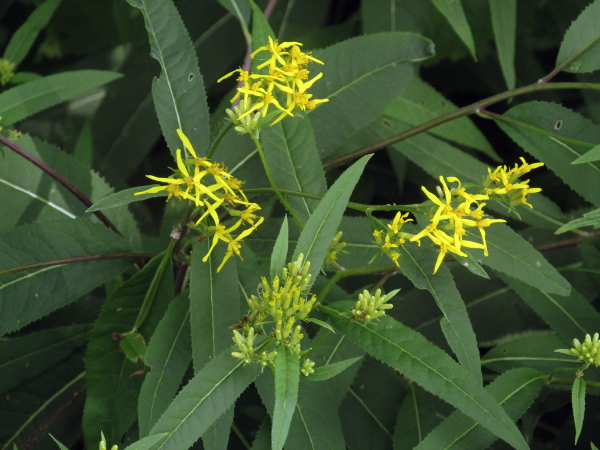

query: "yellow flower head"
left=135, top=129, right=263, bottom=271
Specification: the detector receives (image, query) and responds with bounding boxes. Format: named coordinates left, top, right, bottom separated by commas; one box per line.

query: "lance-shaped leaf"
left=556, top=207, right=600, bottom=234
left=430, top=0, right=476, bottom=60
left=261, top=116, right=327, bottom=224
left=189, top=244, right=242, bottom=449
left=0, top=324, right=89, bottom=396
left=83, top=254, right=173, bottom=445
left=125, top=0, right=210, bottom=157
left=293, top=155, right=371, bottom=288
left=0, top=218, right=134, bottom=336
left=467, top=223, right=570, bottom=296
left=0, top=70, right=121, bottom=125
left=489, top=0, right=516, bottom=89
left=308, top=32, right=435, bottom=156
left=399, top=244, right=482, bottom=384
left=556, top=0, right=600, bottom=73
left=393, top=386, right=441, bottom=449
left=87, top=186, right=166, bottom=212
left=498, top=274, right=600, bottom=343
left=573, top=376, right=586, bottom=444
left=498, top=101, right=600, bottom=207
left=138, top=291, right=191, bottom=437
left=2, top=0, right=63, bottom=67
left=323, top=301, right=529, bottom=450
left=126, top=349, right=262, bottom=450
left=481, top=332, right=576, bottom=374
left=272, top=344, right=300, bottom=450
left=415, top=368, right=546, bottom=449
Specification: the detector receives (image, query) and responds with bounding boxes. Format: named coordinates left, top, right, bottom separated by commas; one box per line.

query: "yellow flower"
left=475, top=218, right=506, bottom=256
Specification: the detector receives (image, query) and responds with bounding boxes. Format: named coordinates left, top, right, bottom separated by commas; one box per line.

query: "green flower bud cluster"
left=99, top=432, right=118, bottom=450
left=0, top=59, right=15, bottom=85
left=232, top=254, right=318, bottom=375
left=556, top=333, right=600, bottom=367
left=350, top=288, right=399, bottom=323
left=324, top=231, right=348, bottom=268
left=301, top=358, right=316, bottom=376
left=226, top=104, right=263, bottom=136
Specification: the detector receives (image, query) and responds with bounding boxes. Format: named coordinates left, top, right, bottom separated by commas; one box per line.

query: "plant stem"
left=0, top=133, right=123, bottom=236
left=0, top=252, right=156, bottom=277
left=323, top=81, right=600, bottom=169
left=207, top=122, right=233, bottom=159
left=129, top=239, right=176, bottom=334
left=317, top=264, right=398, bottom=304
left=244, top=187, right=422, bottom=214
left=250, top=133, right=304, bottom=228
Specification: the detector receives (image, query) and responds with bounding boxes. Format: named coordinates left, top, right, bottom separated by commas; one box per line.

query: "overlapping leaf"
left=324, top=301, right=529, bottom=450
left=308, top=32, right=435, bottom=156
left=83, top=254, right=173, bottom=444
left=556, top=0, right=600, bottom=73
left=0, top=218, right=134, bottom=336
left=430, top=0, right=476, bottom=59
left=415, top=368, right=545, bottom=449
left=272, top=344, right=300, bottom=450
left=489, top=0, right=516, bottom=89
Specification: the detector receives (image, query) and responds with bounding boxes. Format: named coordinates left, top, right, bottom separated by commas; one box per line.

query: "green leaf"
left=128, top=349, right=262, bottom=450
left=572, top=144, right=600, bottom=164
left=501, top=273, right=600, bottom=344
left=87, top=186, right=167, bottom=212
left=270, top=216, right=289, bottom=280
left=126, top=0, right=210, bottom=158
left=49, top=434, right=70, bottom=450
left=498, top=101, right=600, bottom=207
left=189, top=242, right=241, bottom=372
left=83, top=253, right=173, bottom=445
left=0, top=70, right=121, bottom=125
left=2, top=0, right=63, bottom=66
left=0, top=218, right=133, bottom=336
left=120, top=332, right=148, bottom=363
left=386, top=77, right=498, bottom=160
left=323, top=302, right=529, bottom=450
left=248, top=0, right=275, bottom=67
left=489, top=0, right=516, bottom=89
left=482, top=332, right=575, bottom=373
left=399, top=244, right=482, bottom=384
left=415, top=368, right=546, bottom=449
left=470, top=223, right=571, bottom=296
left=138, top=291, right=191, bottom=437
left=308, top=32, right=435, bottom=156
left=556, top=208, right=600, bottom=234
left=302, top=317, right=335, bottom=333
left=216, top=0, right=250, bottom=26
left=306, top=357, right=362, bottom=382
left=393, top=386, right=441, bottom=449
left=430, top=0, right=476, bottom=60
left=0, top=324, right=89, bottom=396
left=293, top=155, right=371, bottom=287
left=556, top=0, right=600, bottom=73
left=573, top=376, right=586, bottom=444
left=273, top=344, right=300, bottom=450
left=261, top=116, right=327, bottom=223
left=73, top=121, right=93, bottom=167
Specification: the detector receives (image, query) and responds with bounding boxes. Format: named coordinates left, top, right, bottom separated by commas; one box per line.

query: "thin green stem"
left=0, top=252, right=156, bottom=277
left=129, top=239, right=177, bottom=334
left=231, top=422, right=252, bottom=450
left=250, top=133, right=304, bottom=228
left=244, top=187, right=423, bottom=214
left=207, top=122, right=233, bottom=159
left=317, top=264, right=398, bottom=304
left=323, top=82, right=600, bottom=169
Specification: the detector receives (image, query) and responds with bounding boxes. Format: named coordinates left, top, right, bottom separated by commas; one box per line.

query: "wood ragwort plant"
left=2, top=0, right=600, bottom=448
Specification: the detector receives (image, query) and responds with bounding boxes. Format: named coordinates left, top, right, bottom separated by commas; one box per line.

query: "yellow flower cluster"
left=373, top=158, right=544, bottom=274
left=218, top=36, right=329, bottom=127
left=484, top=157, right=544, bottom=208
left=135, top=129, right=263, bottom=271
left=231, top=255, right=316, bottom=374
